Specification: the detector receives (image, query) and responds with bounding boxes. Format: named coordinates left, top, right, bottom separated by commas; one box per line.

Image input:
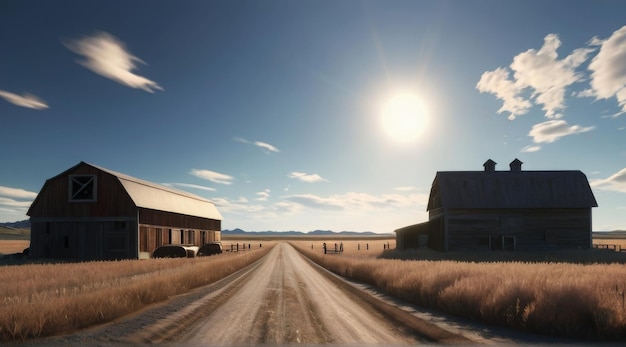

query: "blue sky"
left=2, top=0, right=626, bottom=232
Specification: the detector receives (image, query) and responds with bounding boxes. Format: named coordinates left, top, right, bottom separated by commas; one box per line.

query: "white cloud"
left=284, top=191, right=428, bottom=211
left=521, top=145, right=541, bottom=153
left=588, top=26, right=626, bottom=113
left=254, top=141, right=280, bottom=153
left=0, top=186, right=37, bottom=221
left=190, top=169, right=234, bottom=185
left=476, top=67, right=532, bottom=120
left=0, top=90, right=48, bottom=110
left=288, top=172, right=328, bottom=183
left=65, top=32, right=162, bottom=93
left=528, top=120, right=594, bottom=143
left=256, top=189, right=270, bottom=201
left=393, top=186, right=416, bottom=191
left=0, top=186, right=38, bottom=199
left=163, top=182, right=215, bottom=192
left=234, top=137, right=280, bottom=153
left=211, top=197, right=265, bottom=214
left=477, top=33, right=594, bottom=120
left=590, top=168, right=626, bottom=193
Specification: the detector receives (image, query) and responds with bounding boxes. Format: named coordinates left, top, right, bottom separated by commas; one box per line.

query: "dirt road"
left=178, top=242, right=421, bottom=344
left=39, top=242, right=566, bottom=345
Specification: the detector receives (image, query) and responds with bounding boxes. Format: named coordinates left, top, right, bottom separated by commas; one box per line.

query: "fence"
left=224, top=243, right=262, bottom=252
left=593, top=243, right=625, bottom=252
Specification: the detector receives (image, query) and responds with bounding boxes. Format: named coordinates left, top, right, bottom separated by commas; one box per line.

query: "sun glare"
left=381, top=92, right=428, bottom=143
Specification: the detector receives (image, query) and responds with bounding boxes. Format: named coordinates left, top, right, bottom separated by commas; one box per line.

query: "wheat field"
left=292, top=241, right=626, bottom=341
left=0, top=245, right=274, bottom=341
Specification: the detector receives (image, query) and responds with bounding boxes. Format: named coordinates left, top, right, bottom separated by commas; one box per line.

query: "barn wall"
left=138, top=224, right=221, bottom=256
left=30, top=218, right=137, bottom=260
left=445, top=208, right=592, bottom=251
left=138, top=208, right=221, bottom=231
left=28, top=165, right=136, bottom=218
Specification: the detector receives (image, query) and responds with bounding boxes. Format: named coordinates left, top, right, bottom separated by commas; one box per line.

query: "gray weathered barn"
left=27, top=162, right=222, bottom=260
left=396, top=159, right=598, bottom=251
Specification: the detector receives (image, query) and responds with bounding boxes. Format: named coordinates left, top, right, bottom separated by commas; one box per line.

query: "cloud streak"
left=0, top=90, right=48, bottom=110
left=0, top=186, right=38, bottom=200
left=234, top=137, right=280, bottom=153
left=190, top=169, right=234, bottom=185
left=288, top=172, right=328, bottom=183
left=587, top=26, right=626, bottom=115
left=528, top=120, right=594, bottom=143
left=163, top=182, right=216, bottom=192
left=284, top=191, right=428, bottom=211
left=590, top=168, right=626, bottom=193
left=65, top=32, right=163, bottom=93
left=0, top=186, right=37, bottom=219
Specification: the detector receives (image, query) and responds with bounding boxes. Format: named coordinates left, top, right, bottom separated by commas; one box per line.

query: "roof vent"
left=483, top=159, right=496, bottom=172
left=510, top=158, right=523, bottom=172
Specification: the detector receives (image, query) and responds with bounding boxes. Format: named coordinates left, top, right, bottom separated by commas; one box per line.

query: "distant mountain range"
left=0, top=220, right=387, bottom=236
left=0, top=220, right=30, bottom=229
left=222, top=228, right=389, bottom=236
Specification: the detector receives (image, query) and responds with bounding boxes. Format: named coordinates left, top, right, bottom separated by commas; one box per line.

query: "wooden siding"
left=442, top=208, right=592, bottom=251
left=138, top=208, right=221, bottom=231
left=30, top=220, right=137, bottom=260
left=138, top=225, right=220, bottom=255
left=28, top=165, right=136, bottom=218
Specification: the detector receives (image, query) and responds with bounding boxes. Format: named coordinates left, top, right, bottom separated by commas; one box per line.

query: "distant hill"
left=0, top=220, right=30, bottom=229
left=222, top=228, right=390, bottom=236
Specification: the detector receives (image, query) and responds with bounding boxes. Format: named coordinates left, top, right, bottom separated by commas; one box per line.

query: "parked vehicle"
left=152, top=244, right=199, bottom=258
left=198, top=242, right=223, bottom=256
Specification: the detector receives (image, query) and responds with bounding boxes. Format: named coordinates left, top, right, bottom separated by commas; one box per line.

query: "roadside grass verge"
left=292, top=242, right=626, bottom=341
left=0, top=245, right=273, bottom=342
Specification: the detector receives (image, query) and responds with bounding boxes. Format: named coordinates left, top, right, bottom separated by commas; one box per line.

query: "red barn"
left=27, top=162, right=222, bottom=260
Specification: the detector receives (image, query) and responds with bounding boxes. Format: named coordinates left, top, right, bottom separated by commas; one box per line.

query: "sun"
left=381, top=92, right=428, bottom=143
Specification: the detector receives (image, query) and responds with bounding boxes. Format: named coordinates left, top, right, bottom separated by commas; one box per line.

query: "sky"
left=2, top=0, right=626, bottom=233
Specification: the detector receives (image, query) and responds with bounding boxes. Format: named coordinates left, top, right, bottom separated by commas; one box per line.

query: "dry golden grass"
left=0, top=244, right=274, bottom=342
left=0, top=240, right=30, bottom=255
left=292, top=242, right=626, bottom=341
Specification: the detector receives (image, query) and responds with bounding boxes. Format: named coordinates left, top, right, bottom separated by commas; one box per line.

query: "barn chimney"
left=510, top=158, right=523, bottom=172
left=483, top=159, right=496, bottom=172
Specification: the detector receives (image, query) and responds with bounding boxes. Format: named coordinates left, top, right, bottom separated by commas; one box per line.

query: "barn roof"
left=427, top=170, right=598, bottom=210
left=40, top=162, right=222, bottom=220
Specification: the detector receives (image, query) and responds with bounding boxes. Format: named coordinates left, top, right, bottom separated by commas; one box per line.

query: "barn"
left=396, top=159, right=598, bottom=252
left=27, top=162, right=222, bottom=260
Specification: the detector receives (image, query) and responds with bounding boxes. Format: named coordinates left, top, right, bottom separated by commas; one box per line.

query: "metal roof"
left=87, top=162, right=223, bottom=220
left=427, top=170, right=598, bottom=210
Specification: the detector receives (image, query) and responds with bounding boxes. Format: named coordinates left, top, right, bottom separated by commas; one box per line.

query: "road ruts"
left=179, top=243, right=422, bottom=345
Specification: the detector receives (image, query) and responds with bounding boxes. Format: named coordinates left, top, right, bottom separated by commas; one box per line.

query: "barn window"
left=69, top=175, right=97, bottom=202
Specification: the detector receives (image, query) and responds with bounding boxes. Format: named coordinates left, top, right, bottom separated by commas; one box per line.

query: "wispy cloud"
left=234, top=137, right=280, bottom=154
left=0, top=90, right=48, bottom=110
left=288, top=172, right=328, bottom=183
left=284, top=191, right=428, bottom=211
left=256, top=189, right=270, bottom=201
left=190, top=169, right=234, bottom=185
left=528, top=120, right=594, bottom=143
left=521, top=145, right=541, bottom=153
left=163, top=182, right=216, bottom=192
left=393, top=186, right=416, bottom=191
left=65, top=32, right=163, bottom=93
left=587, top=25, right=626, bottom=115
left=0, top=186, right=37, bottom=219
left=590, top=168, right=626, bottom=193
left=0, top=186, right=38, bottom=200
left=211, top=196, right=265, bottom=213
left=477, top=33, right=594, bottom=120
